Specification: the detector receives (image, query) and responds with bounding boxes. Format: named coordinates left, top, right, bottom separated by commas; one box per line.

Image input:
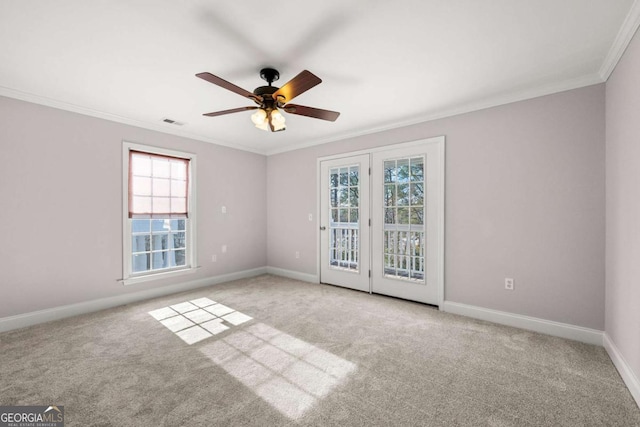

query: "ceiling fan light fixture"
left=251, top=108, right=267, bottom=126
left=255, top=121, right=269, bottom=131
left=271, top=109, right=286, bottom=132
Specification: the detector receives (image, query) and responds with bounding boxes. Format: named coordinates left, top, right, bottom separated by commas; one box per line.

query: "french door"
left=319, top=138, right=444, bottom=306
left=319, top=155, right=370, bottom=292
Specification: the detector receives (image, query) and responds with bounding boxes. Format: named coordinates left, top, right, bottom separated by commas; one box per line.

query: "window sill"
left=119, top=266, right=200, bottom=286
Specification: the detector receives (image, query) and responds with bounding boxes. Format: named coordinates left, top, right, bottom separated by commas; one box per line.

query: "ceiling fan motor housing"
left=253, top=85, right=282, bottom=109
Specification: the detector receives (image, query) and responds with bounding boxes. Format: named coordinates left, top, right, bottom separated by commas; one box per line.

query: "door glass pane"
left=329, top=165, right=360, bottom=272
left=382, top=156, right=425, bottom=282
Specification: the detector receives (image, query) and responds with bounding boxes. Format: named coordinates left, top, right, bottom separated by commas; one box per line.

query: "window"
left=122, top=143, right=196, bottom=284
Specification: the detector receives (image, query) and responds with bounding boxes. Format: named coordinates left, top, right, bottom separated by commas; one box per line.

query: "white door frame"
left=316, top=136, right=445, bottom=308
left=319, top=154, right=371, bottom=292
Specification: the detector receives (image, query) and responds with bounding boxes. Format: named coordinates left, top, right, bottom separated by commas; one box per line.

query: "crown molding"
left=1, top=71, right=604, bottom=158
left=599, top=0, right=640, bottom=81
left=0, top=86, right=267, bottom=155
left=265, top=73, right=604, bottom=156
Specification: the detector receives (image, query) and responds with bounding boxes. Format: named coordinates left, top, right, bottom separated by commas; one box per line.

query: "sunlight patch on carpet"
left=149, top=298, right=252, bottom=344
left=199, top=322, right=357, bottom=420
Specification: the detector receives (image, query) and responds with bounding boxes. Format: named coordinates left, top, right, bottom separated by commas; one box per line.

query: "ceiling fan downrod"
left=259, top=68, right=280, bottom=86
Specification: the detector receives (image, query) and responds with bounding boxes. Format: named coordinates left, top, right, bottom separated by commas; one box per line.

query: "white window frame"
left=121, top=141, right=197, bottom=285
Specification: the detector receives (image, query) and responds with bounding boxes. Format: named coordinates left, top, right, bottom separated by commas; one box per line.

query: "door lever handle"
left=320, top=226, right=326, bottom=231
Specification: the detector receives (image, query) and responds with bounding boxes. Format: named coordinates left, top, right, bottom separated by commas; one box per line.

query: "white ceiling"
left=0, top=1, right=637, bottom=155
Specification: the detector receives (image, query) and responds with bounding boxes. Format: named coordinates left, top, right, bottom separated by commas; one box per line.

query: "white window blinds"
left=129, top=150, right=189, bottom=218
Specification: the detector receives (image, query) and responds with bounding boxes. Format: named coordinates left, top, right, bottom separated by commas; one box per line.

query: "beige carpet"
left=1, top=274, right=638, bottom=426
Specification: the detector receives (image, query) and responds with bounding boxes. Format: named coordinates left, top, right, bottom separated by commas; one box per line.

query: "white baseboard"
left=604, top=333, right=640, bottom=408
left=0, top=267, right=267, bottom=333
left=266, top=266, right=319, bottom=284
left=442, top=301, right=604, bottom=346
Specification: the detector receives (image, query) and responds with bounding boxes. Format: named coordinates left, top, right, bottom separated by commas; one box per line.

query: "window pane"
left=330, top=189, right=338, bottom=208
left=349, top=187, right=359, bottom=207
left=132, top=219, right=150, bottom=233
left=410, top=157, right=424, bottom=182
left=397, top=184, right=409, bottom=206
left=172, top=232, right=186, bottom=249
left=349, top=167, right=359, bottom=186
left=132, top=235, right=150, bottom=252
left=397, top=159, right=410, bottom=182
left=152, top=251, right=169, bottom=269
left=330, top=169, right=339, bottom=188
left=410, top=183, right=424, bottom=205
left=339, top=188, right=349, bottom=207
left=350, top=208, right=359, bottom=223
left=152, top=234, right=169, bottom=251
left=174, top=250, right=186, bottom=266
left=132, top=253, right=150, bottom=272
left=384, top=161, right=395, bottom=183
left=385, top=208, right=395, bottom=224
left=411, top=207, right=424, bottom=225
left=397, top=207, right=410, bottom=224
left=170, top=219, right=186, bottom=231
left=339, top=168, right=348, bottom=186
left=152, top=219, right=169, bottom=231
left=331, top=209, right=339, bottom=223
left=339, top=208, right=349, bottom=223
left=384, top=184, right=396, bottom=207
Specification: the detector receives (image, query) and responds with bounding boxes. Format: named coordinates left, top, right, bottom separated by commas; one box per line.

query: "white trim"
left=119, top=265, right=199, bottom=286
left=604, top=333, right=640, bottom=408
left=316, top=135, right=445, bottom=162
left=599, top=0, right=640, bottom=81
left=266, top=74, right=603, bottom=156
left=0, top=267, right=267, bottom=334
left=122, top=142, right=198, bottom=285
left=442, top=301, right=603, bottom=346
left=266, top=266, right=319, bottom=284
left=436, top=140, right=446, bottom=309
left=0, top=86, right=264, bottom=154
left=317, top=137, right=445, bottom=306
left=0, top=72, right=603, bottom=158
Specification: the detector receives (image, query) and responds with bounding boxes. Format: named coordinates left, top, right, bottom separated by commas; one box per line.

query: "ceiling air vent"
left=162, top=118, right=185, bottom=126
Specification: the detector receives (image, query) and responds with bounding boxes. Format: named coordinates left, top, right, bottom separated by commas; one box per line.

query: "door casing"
left=316, top=136, right=445, bottom=308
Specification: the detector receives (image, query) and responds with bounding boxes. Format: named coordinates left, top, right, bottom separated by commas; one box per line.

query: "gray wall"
left=605, top=28, right=640, bottom=386
left=267, top=84, right=606, bottom=330
left=0, top=83, right=608, bottom=332
left=0, top=96, right=267, bottom=318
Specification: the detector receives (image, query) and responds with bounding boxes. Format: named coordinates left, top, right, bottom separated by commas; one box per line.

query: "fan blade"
left=271, top=70, right=321, bottom=103
left=196, top=72, right=261, bottom=101
left=203, top=106, right=258, bottom=117
left=283, top=104, right=340, bottom=122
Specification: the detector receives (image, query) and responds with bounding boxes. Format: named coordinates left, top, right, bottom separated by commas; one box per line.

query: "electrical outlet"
left=221, top=206, right=227, bottom=214
left=505, top=278, right=515, bottom=290
left=295, top=251, right=300, bottom=259
left=211, top=254, right=217, bottom=262
left=308, top=214, right=313, bottom=221
left=222, top=245, right=227, bottom=253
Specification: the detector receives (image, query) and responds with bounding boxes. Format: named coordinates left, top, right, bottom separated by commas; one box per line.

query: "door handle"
left=320, top=226, right=326, bottom=231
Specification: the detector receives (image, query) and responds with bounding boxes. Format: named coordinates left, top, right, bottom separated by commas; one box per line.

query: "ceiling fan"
left=196, top=68, right=340, bottom=132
